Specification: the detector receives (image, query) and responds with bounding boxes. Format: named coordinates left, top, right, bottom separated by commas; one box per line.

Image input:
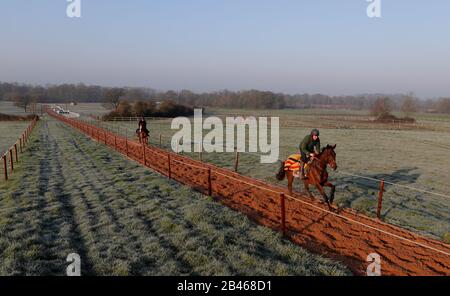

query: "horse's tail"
left=276, top=160, right=286, bottom=181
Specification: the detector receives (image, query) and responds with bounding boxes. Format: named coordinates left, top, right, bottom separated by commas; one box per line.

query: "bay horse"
left=276, top=145, right=337, bottom=208
left=136, top=127, right=149, bottom=146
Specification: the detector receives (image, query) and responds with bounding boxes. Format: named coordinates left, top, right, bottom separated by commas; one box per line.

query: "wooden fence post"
left=142, top=144, right=146, bottom=166
left=114, top=135, right=117, bottom=151
left=377, top=179, right=385, bottom=220
left=19, top=138, right=23, bottom=153
left=234, top=149, right=240, bottom=172
left=159, top=134, right=162, bottom=147
left=168, top=154, right=171, bottom=179
left=207, top=168, right=212, bottom=196
left=14, top=144, right=18, bottom=162
left=3, top=155, right=7, bottom=181
left=280, top=193, right=286, bottom=236
left=9, top=149, right=14, bottom=172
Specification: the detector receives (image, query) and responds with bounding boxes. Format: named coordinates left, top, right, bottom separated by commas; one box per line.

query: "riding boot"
left=301, top=164, right=308, bottom=180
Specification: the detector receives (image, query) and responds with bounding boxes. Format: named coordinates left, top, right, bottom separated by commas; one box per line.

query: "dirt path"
left=49, top=111, right=450, bottom=276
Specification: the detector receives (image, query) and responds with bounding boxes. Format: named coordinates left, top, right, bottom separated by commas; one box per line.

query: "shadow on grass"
left=333, top=167, right=450, bottom=239
left=335, top=167, right=421, bottom=209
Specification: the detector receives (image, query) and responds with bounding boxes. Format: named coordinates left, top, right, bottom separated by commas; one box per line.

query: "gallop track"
left=48, top=111, right=450, bottom=276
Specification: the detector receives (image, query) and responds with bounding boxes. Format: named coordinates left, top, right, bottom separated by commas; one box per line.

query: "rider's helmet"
left=311, top=129, right=320, bottom=137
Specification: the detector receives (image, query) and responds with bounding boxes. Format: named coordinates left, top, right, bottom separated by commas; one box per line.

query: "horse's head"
left=321, top=144, right=337, bottom=170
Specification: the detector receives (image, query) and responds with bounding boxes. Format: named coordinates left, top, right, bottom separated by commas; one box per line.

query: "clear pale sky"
left=1, top=0, right=449, bottom=98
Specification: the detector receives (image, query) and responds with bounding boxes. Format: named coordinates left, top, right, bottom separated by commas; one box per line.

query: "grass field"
left=0, top=101, right=37, bottom=116
left=0, top=121, right=30, bottom=156
left=0, top=116, right=350, bottom=276
left=82, top=107, right=450, bottom=242
left=2, top=102, right=449, bottom=241
left=62, top=103, right=110, bottom=117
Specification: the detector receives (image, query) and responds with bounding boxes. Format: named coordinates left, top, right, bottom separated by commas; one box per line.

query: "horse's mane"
left=321, top=145, right=334, bottom=153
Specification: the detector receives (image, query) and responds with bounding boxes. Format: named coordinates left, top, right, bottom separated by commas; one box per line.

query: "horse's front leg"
left=303, top=181, right=314, bottom=199
left=315, top=184, right=330, bottom=208
left=323, top=181, right=335, bottom=204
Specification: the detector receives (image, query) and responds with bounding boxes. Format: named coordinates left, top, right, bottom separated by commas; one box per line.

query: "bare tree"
left=13, top=94, right=32, bottom=113
left=133, top=101, right=147, bottom=117
left=401, top=92, right=418, bottom=117
left=371, top=97, right=392, bottom=118
left=116, top=101, right=132, bottom=117
left=102, top=88, right=125, bottom=111
left=437, top=98, right=450, bottom=113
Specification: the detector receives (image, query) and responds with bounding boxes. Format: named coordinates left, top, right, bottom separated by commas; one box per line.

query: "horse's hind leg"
left=323, top=181, right=336, bottom=204
left=287, top=171, right=294, bottom=195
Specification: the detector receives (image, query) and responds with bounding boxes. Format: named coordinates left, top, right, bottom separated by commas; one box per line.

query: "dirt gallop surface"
left=50, top=112, right=450, bottom=276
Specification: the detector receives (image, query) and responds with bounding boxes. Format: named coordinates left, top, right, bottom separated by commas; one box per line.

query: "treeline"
left=0, top=82, right=156, bottom=103
left=169, top=90, right=286, bottom=109
left=103, top=100, right=194, bottom=120
left=0, top=113, right=39, bottom=121
left=429, top=98, right=450, bottom=114
left=1, top=82, right=450, bottom=114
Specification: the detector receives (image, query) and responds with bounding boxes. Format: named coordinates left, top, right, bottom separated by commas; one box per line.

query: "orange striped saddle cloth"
left=284, top=154, right=308, bottom=172
left=284, top=154, right=309, bottom=171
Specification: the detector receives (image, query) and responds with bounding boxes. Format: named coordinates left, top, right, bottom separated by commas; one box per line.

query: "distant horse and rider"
left=276, top=129, right=337, bottom=209
left=136, top=117, right=150, bottom=146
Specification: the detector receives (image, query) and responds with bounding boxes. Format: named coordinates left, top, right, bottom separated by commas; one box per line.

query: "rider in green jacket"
left=299, top=129, right=321, bottom=179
